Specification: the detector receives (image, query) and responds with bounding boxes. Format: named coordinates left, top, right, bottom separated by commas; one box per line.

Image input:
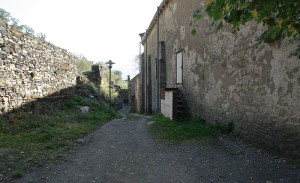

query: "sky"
left=0, top=0, right=162, bottom=79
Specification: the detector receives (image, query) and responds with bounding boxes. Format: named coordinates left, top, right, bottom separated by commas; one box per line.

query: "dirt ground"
left=9, top=107, right=300, bottom=183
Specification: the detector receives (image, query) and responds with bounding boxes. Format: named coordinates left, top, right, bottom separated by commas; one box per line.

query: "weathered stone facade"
left=129, top=74, right=141, bottom=113
left=141, top=0, right=300, bottom=157
left=0, top=21, right=80, bottom=114
left=87, top=64, right=102, bottom=88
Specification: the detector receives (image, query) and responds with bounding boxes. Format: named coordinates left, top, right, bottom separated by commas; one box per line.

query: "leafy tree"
left=111, top=71, right=122, bottom=86
left=0, top=8, right=36, bottom=36
left=76, top=55, right=93, bottom=73
left=100, top=67, right=127, bottom=100
left=9, top=18, right=24, bottom=31
left=192, top=0, right=300, bottom=58
left=132, top=54, right=140, bottom=72
left=0, top=8, right=11, bottom=22
left=95, top=61, right=126, bottom=85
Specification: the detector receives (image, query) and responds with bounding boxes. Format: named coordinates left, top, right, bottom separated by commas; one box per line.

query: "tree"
left=112, top=70, right=123, bottom=85
left=76, top=55, right=93, bottom=73
left=0, top=8, right=11, bottom=22
left=10, top=18, right=19, bottom=26
left=192, top=0, right=300, bottom=58
left=132, top=55, right=140, bottom=72
left=0, top=8, right=36, bottom=35
left=9, top=18, right=24, bottom=31
left=20, top=25, right=34, bottom=35
left=94, top=61, right=108, bottom=70
left=100, top=67, right=127, bottom=99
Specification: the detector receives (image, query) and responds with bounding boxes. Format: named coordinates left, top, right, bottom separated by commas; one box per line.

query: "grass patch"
left=125, top=113, right=140, bottom=120
left=292, top=159, right=300, bottom=166
left=11, top=171, right=23, bottom=179
left=0, top=83, right=119, bottom=179
left=148, top=114, right=233, bottom=142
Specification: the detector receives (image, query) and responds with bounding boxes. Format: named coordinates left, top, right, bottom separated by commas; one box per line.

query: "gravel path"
left=12, top=107, right=300, bottom=183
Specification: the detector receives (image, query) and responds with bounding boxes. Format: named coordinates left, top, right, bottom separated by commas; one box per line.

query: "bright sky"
left=0, top=0, right=162, bottom=79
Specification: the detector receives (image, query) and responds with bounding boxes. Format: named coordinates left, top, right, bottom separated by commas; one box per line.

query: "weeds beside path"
left=9, top=108, right=300, bottom=183
left=0, top=83, right=119, bottom=182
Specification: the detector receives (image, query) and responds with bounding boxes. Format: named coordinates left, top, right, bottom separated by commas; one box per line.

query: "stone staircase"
left=174, top=90, right=188, bottom=119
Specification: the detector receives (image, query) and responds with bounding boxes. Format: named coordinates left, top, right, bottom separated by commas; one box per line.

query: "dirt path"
left=12, top=107, right=300, bottom=183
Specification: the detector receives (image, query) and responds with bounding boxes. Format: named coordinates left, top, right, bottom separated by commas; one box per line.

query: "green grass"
left=125, top=113, right=140, bottom=120
left=148, top=114, right=233, bottom=142
left=0, top=85, right=119, bottom=178
left=293, top=159, right=300, bottom=165
left=11, top=171, right=23, bottom=179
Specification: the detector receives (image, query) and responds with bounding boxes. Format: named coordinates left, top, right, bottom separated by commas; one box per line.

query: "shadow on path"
left=13, top=107, right=300, bottom=183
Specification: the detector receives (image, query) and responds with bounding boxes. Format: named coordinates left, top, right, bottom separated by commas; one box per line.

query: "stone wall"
left=142, top=0, right=300, bottom=157
left=86, top=64, right=102, bottom=88
left=0, top=21, right=80, bottom=114
left=129, top=74, right=141, bottom=113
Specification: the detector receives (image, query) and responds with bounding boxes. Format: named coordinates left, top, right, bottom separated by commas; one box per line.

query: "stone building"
left=140, top=0, right=300, bottom=157
left=128, top=74, right=142, bottom=113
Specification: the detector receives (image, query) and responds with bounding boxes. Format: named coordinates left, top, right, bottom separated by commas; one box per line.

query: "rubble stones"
left=0, top=21, right=81, bottom=114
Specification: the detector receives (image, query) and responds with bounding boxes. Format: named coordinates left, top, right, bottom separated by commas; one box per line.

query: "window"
left=176, top=51, right=183, bottom=84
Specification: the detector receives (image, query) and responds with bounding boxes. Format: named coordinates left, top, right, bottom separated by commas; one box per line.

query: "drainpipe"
left=156, top=6, right=160, bottom=114
left=139, top=32, right=145, bottom=113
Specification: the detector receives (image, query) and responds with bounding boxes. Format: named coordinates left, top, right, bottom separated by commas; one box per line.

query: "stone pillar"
left=90, top=65, right=101, bottom=88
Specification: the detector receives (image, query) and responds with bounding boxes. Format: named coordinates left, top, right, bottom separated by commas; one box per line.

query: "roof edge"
left=141, top=0, right=170, bottom=44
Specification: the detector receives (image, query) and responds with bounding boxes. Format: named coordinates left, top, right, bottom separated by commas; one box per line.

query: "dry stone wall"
left=0, top=21, right=80, bottom=114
